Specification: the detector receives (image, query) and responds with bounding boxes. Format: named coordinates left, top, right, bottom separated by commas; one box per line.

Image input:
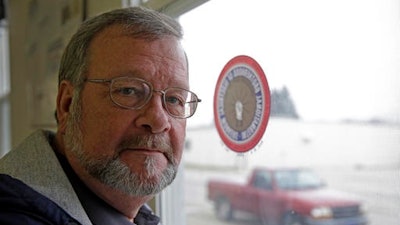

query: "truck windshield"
left=275, top=170, right=324, bottom=190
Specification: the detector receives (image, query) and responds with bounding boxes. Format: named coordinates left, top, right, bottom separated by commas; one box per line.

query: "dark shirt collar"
left=55, top=152, right=160, bottom=225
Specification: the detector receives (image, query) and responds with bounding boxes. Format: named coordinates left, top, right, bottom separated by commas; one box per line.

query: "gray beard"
left=77, top=152, right=177, bottom=196
left=64, top=104, right=177, bottom=196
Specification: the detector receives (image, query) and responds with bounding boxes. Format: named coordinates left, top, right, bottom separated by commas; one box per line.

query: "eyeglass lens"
left=109, top=77, right=198, bottom=118
left=110, top=77, right=152, bottom=109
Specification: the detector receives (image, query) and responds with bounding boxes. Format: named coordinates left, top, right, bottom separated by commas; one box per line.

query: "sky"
left=179, top=0, right=400, bottom=127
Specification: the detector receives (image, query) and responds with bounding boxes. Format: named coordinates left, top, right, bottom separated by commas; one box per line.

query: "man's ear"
left=56, top=80, right=74, bottom=134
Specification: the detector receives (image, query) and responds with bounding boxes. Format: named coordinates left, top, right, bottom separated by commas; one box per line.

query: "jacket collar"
left=0, top=130, right=92, bottom=225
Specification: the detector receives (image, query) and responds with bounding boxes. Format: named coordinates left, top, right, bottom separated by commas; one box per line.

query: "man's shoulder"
left=0, top=129, right=61, bottom=195
left=0, top=130, right=55, bottom=167
left=0, top=130, right=93, bottom=225
left=0, top=173, right=81, bottom=225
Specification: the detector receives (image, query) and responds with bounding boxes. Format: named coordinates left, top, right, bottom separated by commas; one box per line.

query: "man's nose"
left=135, top=93, right=171, bottom=133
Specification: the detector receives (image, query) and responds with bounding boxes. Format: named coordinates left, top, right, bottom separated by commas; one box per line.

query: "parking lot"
left=184, top=119, right=400, bottom=225
left=184, top=165, right=400, bottom=225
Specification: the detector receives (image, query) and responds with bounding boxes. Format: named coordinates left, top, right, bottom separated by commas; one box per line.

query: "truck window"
left=275, top=169, right=324, bottom=190
left=253, top=171, right=272, bottom=190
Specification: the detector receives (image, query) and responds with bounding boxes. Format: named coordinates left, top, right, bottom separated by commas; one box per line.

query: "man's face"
left=63, top=25, right=188, bottom=196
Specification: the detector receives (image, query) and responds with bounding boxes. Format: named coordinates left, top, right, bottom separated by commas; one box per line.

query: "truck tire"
left=215, top=197, right=233, bottom=221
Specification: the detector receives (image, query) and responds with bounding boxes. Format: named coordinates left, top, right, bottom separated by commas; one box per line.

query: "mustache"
left=117, top=134, right=176, bottom=164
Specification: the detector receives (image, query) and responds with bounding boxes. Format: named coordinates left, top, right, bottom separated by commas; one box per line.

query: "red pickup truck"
left=207, top=167, right=368, bottom=225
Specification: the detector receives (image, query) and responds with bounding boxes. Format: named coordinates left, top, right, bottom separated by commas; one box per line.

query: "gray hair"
left=58, top=6, right=183, bottom=88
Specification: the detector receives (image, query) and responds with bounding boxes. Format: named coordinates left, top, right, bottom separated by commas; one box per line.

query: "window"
left=180, top=1, right=400, bottom=225
left=274, top=169, right=323, bottom=190
left=0, top=5, right=10, bottom=157
left=253, top=171, right=272, bottom=190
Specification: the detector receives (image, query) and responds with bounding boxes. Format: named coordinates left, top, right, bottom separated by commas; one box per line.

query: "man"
left=0, top=6, right=200, bottom=225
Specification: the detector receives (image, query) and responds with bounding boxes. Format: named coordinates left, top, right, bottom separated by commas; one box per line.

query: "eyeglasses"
left=84, top=76, right=201, bottom=119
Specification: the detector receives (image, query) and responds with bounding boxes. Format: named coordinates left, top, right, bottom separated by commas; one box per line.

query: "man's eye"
left=166, top=96, right=184, bottom=106
left=116, top=87, right=142, bottom=97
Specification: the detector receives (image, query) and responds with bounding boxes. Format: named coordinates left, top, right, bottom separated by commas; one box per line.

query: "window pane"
left=181, top=1, right=400, bottom=225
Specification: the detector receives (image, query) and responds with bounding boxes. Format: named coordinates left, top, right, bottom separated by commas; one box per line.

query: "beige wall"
left=8, top=0, right=122, bottom=147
